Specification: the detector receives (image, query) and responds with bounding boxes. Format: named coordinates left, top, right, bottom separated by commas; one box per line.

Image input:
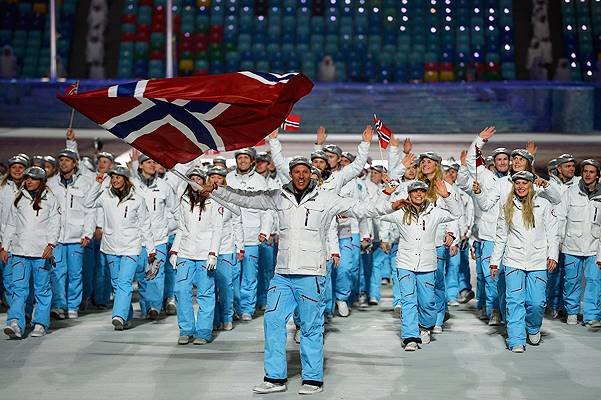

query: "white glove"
left=206, top=254, right=218, bottom=271
left=169, top=254, right=178, bottom=270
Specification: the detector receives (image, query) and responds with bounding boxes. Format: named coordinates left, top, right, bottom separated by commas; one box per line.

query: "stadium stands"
left=0, top=0, right=76, bottom=78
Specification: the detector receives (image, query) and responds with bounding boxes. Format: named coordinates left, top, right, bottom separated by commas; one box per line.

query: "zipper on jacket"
left=124, top=206, right=128, bottom=218
left=594, top=207, right=598, bottom=221
left=305, top=209, right=310, bottom=226
left=198, top=208, right=202, bottom=221
left=153, top=197, right=156, bottom=211
left=70, top=194, right=74, bottom=208
left=422, top=220, right=425, bottom=231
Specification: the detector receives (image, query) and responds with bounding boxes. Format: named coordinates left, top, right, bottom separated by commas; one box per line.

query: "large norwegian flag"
left=373, top=113, right=392, bottom=150
left=57, top=72, right=313, bottom=168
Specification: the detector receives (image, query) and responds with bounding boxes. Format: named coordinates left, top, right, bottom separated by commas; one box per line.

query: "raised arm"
left=84, top=177, right=106, bottom=209
left=210, top=185, right=280, bottom=211
left=324, top=126, right=373, bottom=193
left=268, top=129, right=292, bottom=184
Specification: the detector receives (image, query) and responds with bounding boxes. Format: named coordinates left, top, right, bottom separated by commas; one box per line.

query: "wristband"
left=208, top=252, right=216, bottom=256
left=490, top=265, right=498, bottom=270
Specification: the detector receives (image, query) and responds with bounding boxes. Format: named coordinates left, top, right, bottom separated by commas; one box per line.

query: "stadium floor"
left=1, top=277, right=600, bottom=400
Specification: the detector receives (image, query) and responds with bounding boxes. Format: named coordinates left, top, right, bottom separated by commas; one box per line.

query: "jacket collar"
left=579, top=179, right=601, bottom=200
left=281, top=181, right=318, bottom=206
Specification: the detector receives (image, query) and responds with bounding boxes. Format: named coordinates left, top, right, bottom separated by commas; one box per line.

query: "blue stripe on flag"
left=250, top=72, right=298, bottom=82
left=117, top=82, right=138, bottom=97
left=108, top=99, right=218, bottom=149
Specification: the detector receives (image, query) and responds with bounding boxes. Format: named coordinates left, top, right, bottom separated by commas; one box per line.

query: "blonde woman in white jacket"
left=84, top=165, right=156, bottom=330
left=490, top=171, right=559, bottom=353
left=1, top=167, right=60, bottom=338
left=380, top=180, right=461, bottom=351
left=170, top=167, right=225, bottom=345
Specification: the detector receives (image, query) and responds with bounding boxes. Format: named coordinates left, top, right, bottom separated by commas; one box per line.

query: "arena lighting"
left=581, top=25, right=588, bottom=31
left=474, top=7, right=480, bottom=13
left=587, top=71, right=593, bottom=76
left=489, top=26, right=495, bottom=31
left=387, top=16, right=394, bottom=22
left=373, top=7, right=379, bottom=12
left=567, top=24, right=573, bottom=30
left=330, top=16, right=336, bottom=21
left=460, top=25, right=466, bottom=31
left=401, top=7, right=407, bottom=13
left=431, top=0, right=437, bottom=4
left=504, top=8, right=510, bottom=13
left=402, top=15, right=409, bottom=21
left=330, top=0, right=337, bottom=4
left=571, top=62, right=577, bottom=67
left=475, top=26, right=481, bottom=31
left=445, top=26, right=450, bottom=31
left=505, top=44, right=511, bottom=50
left=489, top=16, right=495, bottom=21
left=400, top=25, right=406, bottom=31
left=431, top=27, right=437, bottom=33
left=489, top=8, right=495, bottom=13
left=358, top=7, right=364, bottom=13
left=505, top=25, right=511, bottom=31
left=445, top=7, right=451, bottom=13
left=446, top=16, right=452, bottom=21
left=258, top=15, right=264, bottom=21
left=571, top=52, right=577, bottom=58
left=474, top=51, right=480, bottom=57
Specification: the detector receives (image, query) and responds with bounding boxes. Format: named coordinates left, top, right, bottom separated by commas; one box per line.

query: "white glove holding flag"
left=169, top=253, right=178, bottom=270
left=206, top=254, right=218, bottom=271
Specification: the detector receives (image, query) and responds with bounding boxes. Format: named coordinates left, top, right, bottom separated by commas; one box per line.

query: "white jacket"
left=211, top=182, right=396, bottom=276
left=219, top=205, right=244, bottom=255
left=556, top=182, right=601, bottom=257
left=269, top=137, right=371, bottom=194
left=48, top=171, right=96, bottom=244
left=0, top=180, right=19, bottom=235
left=171, top=194, right=224, bottom=260
left=457, top=165, right=500, bottom=242
left=490, top=196, right=559, bottom=271
left=84, top=181, right=155, bottom=256
left=381, top=196, right=461, bottom=272
left=1, top=188, right=61, bottom=257
left=132, top=174, right=178, bottom=246
left=226, top=169, right=272, bottom=246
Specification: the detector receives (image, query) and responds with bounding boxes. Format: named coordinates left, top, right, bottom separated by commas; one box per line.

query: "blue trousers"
left=325, top=260, right=334, bottom=316
left=369, top=243, right=390, bottom=301
left=51, top=243, right=84, bottom=312
left=2, top=255, right=13, bottom=307
left=563, top=253, right=601, bottom=322
left=257, top=241, right=276, bottom=309
left=445, top=249, right=461, bottom=302
left=360, top=251, right=372, bottom=294
left=82, top=241, right=95, bottom=304
left=390, top=244, right=402, bottom=309
left=136, top=244, right=167, bottom=315
left=474, top=240, right=498, bottom=317
left=498, top=263, right=507, bottom=322
left=350, top=234, right=361, bottom=302
left=395, top=268, right=436, bottom=342
left=435, top=246, right=448, bottom=326
left=546, top=252, right=565, bottom=313
left=240, top=245, right=259, bottom=316
left=334, top=237, right=354, bottom=302
left=93, top=240, right=111, bottom=306
left=214, top=253, right=235, bottom=325
left=0, top=258, right=4, bottom=303
left=163, top=234, right=176, bottom=302
left=505, top=267, right=547, bottom=349
left=7, top=256, right=51, bottom=331
left=174, top=258, right=215, bottom=340
left=458, top=246, right=472, bottom=292
left=105, top=253, right=138, bottom=322
left=264, top=274, right=326, bottom=384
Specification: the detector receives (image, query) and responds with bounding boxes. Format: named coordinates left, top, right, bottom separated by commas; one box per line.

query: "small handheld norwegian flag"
left=475, top=145, right=485, bottom=168
left=64, top=81, right=79, bottom=96
left=281, top=114, right=301, bottom=131
left=373, top=113, right=392, bottom=150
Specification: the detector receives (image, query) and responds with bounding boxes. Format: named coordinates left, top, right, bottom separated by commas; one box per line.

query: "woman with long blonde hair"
left=490, top=171, right=559, bottom=353
left=380, top=179, right=462, bottom=351
left=417, top=152, right=460, bottom=333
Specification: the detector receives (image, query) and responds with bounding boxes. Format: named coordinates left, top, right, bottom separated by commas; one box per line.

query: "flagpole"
left=68, top=108, right=75, bottom=129
left=49, top=0, right=57, bottom=80
left=171, top=169, right=241, bottom=216
left=166, top=0, right=173, bottom=78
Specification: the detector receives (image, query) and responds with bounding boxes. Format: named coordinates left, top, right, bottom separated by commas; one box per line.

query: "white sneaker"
left=241, top=314, right=253, bottom=321
left=368, top=298, right=379, bottom=306
left=527, top=331, right=541, bottom=345
left=30, top=324, right=46, bottom=337
left=165, top=298, right=177, bottom=315
left=253, top=381, right=287, bottom=394
left=4, top=320, right=22, bottom=339
left=477, top=307, right=487, bottom=320
left=566, top=315, right=578, bottom=325
left=393, top=306, right=401, bottom=319
left=432, top=325, right=443, bottom=334
left=222, top=322, right=233, bottom=331
left=448, top=300, right=460, bottom=307
left=50, top=308, right=65, bottom=320
left=404, top=341, right=418, bottom=351
left=488, top=310, right=501, bottom=326
left=298, top=383, right=323, bottom=395
left=147, top=308, right=159, bottom=320
left=358, top=293, right=368, bottom=308
left=336, top=300, right=350, bottom=317
left=294, top=329, right=301, bottom=344
left=420, top=329, right=431, bottom=344
left=193, top=337, right=208, bottom=345
left=67, top=310, right=78, bottom=319
left=585, top=320, right=601, bottom=328
left=511, top=345, right=525, bottom=353
left=178, top=335, right=192, bottom=345
left=112, top=316, right=125, bottom=331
